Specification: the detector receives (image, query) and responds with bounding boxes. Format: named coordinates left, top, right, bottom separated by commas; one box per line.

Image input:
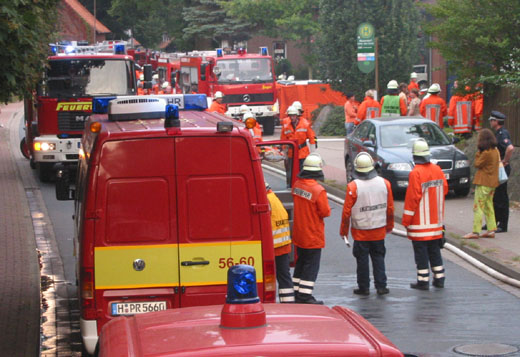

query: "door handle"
left=181, top=260, right=210, bottom=266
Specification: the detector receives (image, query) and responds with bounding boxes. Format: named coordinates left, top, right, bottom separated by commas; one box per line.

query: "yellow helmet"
left=354, top=152, right=374, bottom=173
left=412, top=138, right=430, bottom=156
left=302, top=153, right=324, bottom=171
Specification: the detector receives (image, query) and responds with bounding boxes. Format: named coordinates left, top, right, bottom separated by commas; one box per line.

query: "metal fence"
left=485, top=87, right=520, bottom=146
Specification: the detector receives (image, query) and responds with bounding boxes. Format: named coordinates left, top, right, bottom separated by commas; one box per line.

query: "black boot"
left=296, top=295, right=324, bottom=304
left=432, top=279, right=444, bottom=288
left=410, top=282, right=429, bottom=290
left=376, top=287, right=390, bottom=295
left=353, top=288, right=370, bottom=296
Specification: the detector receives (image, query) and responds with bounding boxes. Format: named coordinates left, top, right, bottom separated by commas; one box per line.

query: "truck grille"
left=57, top=112, right=90, bottom=131
left=223, top=93, right=274, bottom=104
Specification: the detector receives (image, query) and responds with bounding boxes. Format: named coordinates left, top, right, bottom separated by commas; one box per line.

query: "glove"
left=342, top=235, right=351, bottom=247
left=439, top=225, right=446, bottom=248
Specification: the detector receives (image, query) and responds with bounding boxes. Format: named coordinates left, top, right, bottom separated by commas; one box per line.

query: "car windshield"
left=46, top=59, right=135, bottom=97
left=216, top=58, right=273, bottom=84
left=380, top=122, right=451, bottom=148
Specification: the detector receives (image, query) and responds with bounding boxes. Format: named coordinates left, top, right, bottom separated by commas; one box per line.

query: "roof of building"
left=63, top=0, right=111, bottom=34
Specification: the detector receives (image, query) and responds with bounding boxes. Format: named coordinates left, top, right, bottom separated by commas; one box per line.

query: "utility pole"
left=93, top=0, right=96, bottom=44
left=375, top=37, right=379, bottom=97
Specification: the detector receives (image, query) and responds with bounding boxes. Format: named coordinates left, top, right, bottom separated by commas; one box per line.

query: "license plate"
left=444, top=173, right=450, bottom=180
left=111, top=301, right=167, bottom=316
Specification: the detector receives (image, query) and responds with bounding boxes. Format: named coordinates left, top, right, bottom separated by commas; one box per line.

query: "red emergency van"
left=99, top=265, right=406, bottom=356
left=55, top=94, right=299, bottom=354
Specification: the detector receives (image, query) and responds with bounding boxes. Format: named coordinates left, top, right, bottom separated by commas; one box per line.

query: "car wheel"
left=455, top=187, right=470, bottom=197
left=346, top=159, right=354, bottom=182
left=20, top=137, right=30, bottom=159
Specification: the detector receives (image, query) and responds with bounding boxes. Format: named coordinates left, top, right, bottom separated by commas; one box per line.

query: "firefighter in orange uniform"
left=344, top=93, right=358, bottom=135
left=420, top=83, right=448, bottom=128
left=408, top=72, right=420, bottom=93
left=340, top=153, right=394, bottom=296
left=292, top=153, right=331, bottom=304
left=266, top=182, right=294, bottom=303
left=447, top=85, right=472, bottom=136
left=402, top=139, right=448, bottom=290
left=243, top=112, right=262, bottom=144
left=356, top=89, right=381, bottom=124
left=280, top=106, right=316, bottom=170
left=208, top=91, right=227, bottom=114
left=472, top=84, right=484, bottom=131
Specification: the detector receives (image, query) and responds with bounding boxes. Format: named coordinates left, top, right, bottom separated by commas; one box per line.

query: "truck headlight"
left=34, top=142, right=56, bottom=151
left=387, top=163, right=412, bottom=171
left=455, top=160, right=470, bottom=169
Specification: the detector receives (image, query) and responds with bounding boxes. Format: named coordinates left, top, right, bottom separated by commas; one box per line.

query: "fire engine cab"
left=99, top=265, right=405, bottom=356
left=179, top=47, right=278, bottom=135
left=55, top=93, right=299, bottom=354
left=21, top=41, right=137, bottom=181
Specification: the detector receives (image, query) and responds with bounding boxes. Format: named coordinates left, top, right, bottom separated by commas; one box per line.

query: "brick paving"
left=0, top=102, right=40, bottom=356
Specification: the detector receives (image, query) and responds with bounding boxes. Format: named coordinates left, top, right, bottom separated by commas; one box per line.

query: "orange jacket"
left=356, top=97, right=381, bottom=124
left=420, top=94, right=447, bottom=128
left=280, top=117, right=316, bottom=159
left=340, top=178, right=394, bottom=241
left=344, top=100, right=358, bottom=123
left=408, top=81, right=419, bottom=93
left=447, top=95, right=472, bottom=133
left=292, top=179, right=331, bottom=249
left=473, top=92, right=483, bottom=130
left=249, top=123, right=263, bottom=144
left=402, top=163, right=448, bottom=241
left=208, top=101, right=227, bottom=115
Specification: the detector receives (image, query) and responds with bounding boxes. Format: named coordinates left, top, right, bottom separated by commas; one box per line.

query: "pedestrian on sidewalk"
left=489, top=111, right=514, bottom=233
left=344, top=93, right=358, bottom=135
left=463, top=129, right=499, bottom=239
left=402, top=139, right=448, bottom=290
left=266, top=182, right=295, bottom=303
left=292, top=153, right=331, bottom=304
left=340, top=152, right=394, bottom=296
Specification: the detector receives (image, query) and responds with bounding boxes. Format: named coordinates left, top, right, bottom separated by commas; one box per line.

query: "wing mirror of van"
left=55, top=164, right=75, bottom=200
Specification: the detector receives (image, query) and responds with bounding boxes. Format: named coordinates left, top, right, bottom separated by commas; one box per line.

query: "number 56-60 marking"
left=218, top=257, right=255, bottom=269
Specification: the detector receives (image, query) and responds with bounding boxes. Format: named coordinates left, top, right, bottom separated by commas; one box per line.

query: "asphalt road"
left=23, top=130, right=520, bottom=356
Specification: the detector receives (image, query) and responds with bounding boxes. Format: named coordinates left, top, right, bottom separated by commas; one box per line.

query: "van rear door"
left=94, top=138, right=179, bottom=327
left=175, top=136, right=267, bottom=306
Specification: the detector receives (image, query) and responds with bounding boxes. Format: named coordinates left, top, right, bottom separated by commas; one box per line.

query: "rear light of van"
left=81, top=268, right=96, bottom=319
left=263, top=261, right=276, bottom=302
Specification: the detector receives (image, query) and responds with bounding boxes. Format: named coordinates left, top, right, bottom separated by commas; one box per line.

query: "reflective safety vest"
left=424, top=104, right=442, bottom=127
left=249, top=123, right=263, bottom=144
left=366, top=106, right=380, bottom=119
left=453, top=101, right=472, bottom=133
left=280, top=118, right=316, bottom=159
left=381, top=95, right=401, bottom=116
left=267, top=191, right=291, bottom=249
left=351, top=176, right=387, bottom=230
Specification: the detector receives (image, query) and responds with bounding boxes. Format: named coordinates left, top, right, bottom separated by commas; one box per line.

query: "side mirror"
left=213, top=66, right=222, bottom=77
left=55, top=165, right=75, bottom=201
left=200, top=63, right=207, bottom=81
left=452, top=136, right=460, bottom=144
left=170, top=71, right=177, bottom=87
left=363, top=140, right=375, bottom=148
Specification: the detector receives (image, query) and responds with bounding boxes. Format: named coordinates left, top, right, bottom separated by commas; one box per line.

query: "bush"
left=315, top=105, right=345, bottom=136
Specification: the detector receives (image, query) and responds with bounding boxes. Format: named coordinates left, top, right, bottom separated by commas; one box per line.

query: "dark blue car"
left=344, top=117, right=471, bottom=196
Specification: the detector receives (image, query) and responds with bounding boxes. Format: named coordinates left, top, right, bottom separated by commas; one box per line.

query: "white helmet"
left=428, top=83, right=441, bottom=93
left=243, top=111, right=255, bottom=121
left=152, top=74, right=159, bottom=80
left=292, top=101, right=303, bottom=113
left=410, top=72, right=418, bottom=79
left=354, top=152, right=374, bottom=173
left=412, top=138, right=430, bottom=156
left=139, top=74, right=144, bottom=81
left=239, top=104, right=249, bottom=114
left=215, top=91, right=224, bottom=99
left=286, top=106, right=299, bottom=115
left=302, top=153, right=324, bottom=172
left=161, top=81, right=169, bottom=89
left=387, top=80, right=398, bottom=89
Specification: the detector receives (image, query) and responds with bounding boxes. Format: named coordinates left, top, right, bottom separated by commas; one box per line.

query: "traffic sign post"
left=357, top=23, right=375, bottom=74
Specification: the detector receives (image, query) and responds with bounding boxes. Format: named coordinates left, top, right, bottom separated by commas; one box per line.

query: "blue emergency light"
left=226, top=265, right=259, bottom=304
left=216, top=48, right=223, bottom=57
left=114, top=44, right=125, bottom=54
left=165, top=104, right=179, bottom=120
left=183, top=94, right=208, bottom=110
left=93, top=97, right=116, bottom=114
left=260, top=47, right=268, bottom=56
left=50, top=44, right=58, bottom=55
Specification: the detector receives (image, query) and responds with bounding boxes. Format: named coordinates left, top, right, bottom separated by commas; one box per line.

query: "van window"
left=105, top=179, right=169, bottom=243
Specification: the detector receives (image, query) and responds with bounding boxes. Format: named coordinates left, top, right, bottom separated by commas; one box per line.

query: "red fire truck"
left=21, top=42, right=137, bottom=181
left=127, top=48, right=160, bottom=70
left=55, top=94, right=299, bottom=354
left=178, top=47, right=278, bottom=135
left=99, top=265, right=406, bottom=356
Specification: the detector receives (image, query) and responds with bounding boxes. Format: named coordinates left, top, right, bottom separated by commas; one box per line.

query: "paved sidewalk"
left=0, top=102, right=40, bottom=356
left=266, top=130, right=520, bottom=281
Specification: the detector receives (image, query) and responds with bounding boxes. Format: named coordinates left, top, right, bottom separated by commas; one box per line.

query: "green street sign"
left=357, top=22, right=375, bottom=74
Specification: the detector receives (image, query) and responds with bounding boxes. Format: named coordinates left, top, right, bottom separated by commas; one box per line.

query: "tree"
left=223, top=0, right=320, bottom=75
left=316, top=0, right=420, bottom=97
left=0, top=0, right=59, bottom=103
left=424, top=0, right=520, bottom=88
left=182, top=0, right=252, bottom=49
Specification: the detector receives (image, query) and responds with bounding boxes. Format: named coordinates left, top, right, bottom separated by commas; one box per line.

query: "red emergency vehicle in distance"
left=156, top=55, right=181, bottom=93
left=178, top=47, right=278, bottom=135
left=21, top=41, right=137, bottom=181
left=127, top=48, right=160, bottom=70
left=55, top=94, right=299, bottom=354
left=99, top=265, right=406, bottom=357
